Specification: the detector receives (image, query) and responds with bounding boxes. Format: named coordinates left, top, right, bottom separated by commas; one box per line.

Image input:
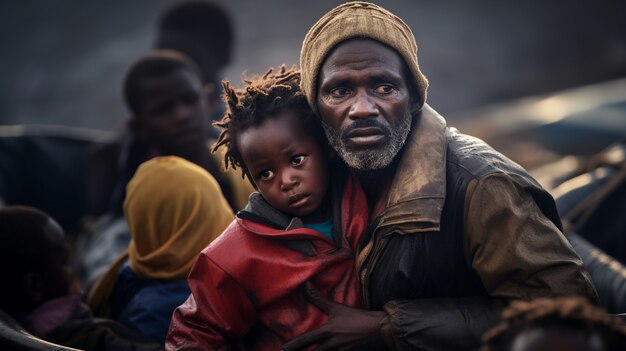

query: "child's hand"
left=281, top=281, right=387, bottom=351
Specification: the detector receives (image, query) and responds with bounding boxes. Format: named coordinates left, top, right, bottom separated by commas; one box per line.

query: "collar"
left=377, top=104, right=449, bottom=234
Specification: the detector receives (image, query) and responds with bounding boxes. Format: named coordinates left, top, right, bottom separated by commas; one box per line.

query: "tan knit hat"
left=300, top=1, right=428, bottom=113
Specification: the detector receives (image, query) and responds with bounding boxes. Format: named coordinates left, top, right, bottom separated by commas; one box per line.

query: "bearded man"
left=283, top=2, right=598, bottom=350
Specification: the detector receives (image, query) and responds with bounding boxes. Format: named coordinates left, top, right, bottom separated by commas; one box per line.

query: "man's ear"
left=410, top=99, right=423, bottom=116
left=22, top=272, right=44, bottom=304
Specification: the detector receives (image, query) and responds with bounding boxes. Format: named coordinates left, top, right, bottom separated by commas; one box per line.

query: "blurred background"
left=1, top=0, right=624, bottom=130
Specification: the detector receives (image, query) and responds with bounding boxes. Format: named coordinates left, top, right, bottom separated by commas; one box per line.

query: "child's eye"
left=259, top=170, right=274, bottom=180
left=291, top=155, right=306, bottom=165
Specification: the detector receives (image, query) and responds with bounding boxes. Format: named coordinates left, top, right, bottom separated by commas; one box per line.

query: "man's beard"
left=322, top=112, right=412, bottom=171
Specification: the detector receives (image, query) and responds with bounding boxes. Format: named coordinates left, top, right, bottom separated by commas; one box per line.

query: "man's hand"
left=281, top=282, right=388, bottom=351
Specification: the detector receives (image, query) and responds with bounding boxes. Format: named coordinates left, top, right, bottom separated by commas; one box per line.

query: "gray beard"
left=322, top=113, right=412, bottom=171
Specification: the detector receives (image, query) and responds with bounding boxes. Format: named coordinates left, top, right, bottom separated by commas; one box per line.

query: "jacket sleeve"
left=165, top=253, right=256, bottom=351
left=464, top=173, right=598, bottom=301
left=380, top=297, right=505, bottom=351
left=379, top=174, right=598, bottom=351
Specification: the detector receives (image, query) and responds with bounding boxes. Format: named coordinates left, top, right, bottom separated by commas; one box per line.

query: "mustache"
left=341, top=119, right=391, bottom=138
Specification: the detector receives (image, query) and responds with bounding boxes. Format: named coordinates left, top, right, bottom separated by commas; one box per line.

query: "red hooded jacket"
left=166, top=175, right=368, bottom=350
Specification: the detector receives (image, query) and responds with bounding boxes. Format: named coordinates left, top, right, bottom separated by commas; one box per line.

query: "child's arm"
left=165, top=252, right=256, bottom=350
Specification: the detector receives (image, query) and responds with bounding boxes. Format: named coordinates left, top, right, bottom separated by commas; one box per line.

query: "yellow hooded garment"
left=89, top=156, right=234, bottom=315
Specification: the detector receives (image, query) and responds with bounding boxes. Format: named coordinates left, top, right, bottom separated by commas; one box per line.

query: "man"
left=79, top=51, right=252, bottom=287
left=283, top=2, right=598, bottom=350
left=155, top=0, right=234, bottom=127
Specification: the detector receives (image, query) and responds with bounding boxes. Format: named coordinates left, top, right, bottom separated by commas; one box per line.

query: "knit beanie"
left=300, top=1, right=428, bottom=113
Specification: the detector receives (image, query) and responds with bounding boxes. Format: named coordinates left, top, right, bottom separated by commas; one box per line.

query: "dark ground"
left=1, top=0, right=625, bottom=131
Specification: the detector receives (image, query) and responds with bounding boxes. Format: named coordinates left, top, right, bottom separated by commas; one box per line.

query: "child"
left=0, top=206, right=162, bottom=350
left=481, top=297, right=626, bottom=351
left=87, top=156, right=234, bottom=344
left=166, top=66, right=369, bottom=350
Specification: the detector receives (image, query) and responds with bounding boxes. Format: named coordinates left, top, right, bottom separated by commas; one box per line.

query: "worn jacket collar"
left=378, top=104, right=448, bottom=234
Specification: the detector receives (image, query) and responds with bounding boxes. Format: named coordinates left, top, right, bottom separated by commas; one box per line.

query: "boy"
left=166, top=66, right=369, bottom=350
left=87, top=156, right=234, bottom=344
left=0, top=206, right=161, bottom=350
left=79, top=50, right=254, bottom=287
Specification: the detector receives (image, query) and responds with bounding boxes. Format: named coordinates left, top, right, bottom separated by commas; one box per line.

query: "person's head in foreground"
left=213, top=66, right=330, bottom=223
left=481, top=297, right=626, bottom=351
left=0, top=206, right=72, bottom=317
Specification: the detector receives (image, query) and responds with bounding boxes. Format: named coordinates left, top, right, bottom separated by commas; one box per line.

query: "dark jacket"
left=361, top=105, right=599, bottom=350
left=110, top=263, right=190, bottom=345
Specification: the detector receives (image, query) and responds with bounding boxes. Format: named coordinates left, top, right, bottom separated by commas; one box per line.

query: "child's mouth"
left=288, top=193, right=309, bottom=208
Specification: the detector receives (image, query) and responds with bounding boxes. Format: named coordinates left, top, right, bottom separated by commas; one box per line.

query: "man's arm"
left=464, top=173, right=598, bottom=302
left=282, top=290, right=503, bottom=351
left=284, top=174, right=598, bottom=351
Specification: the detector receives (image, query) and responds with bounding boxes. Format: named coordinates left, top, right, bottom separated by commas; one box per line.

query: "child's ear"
left=22, top=272, right=44, bottom=304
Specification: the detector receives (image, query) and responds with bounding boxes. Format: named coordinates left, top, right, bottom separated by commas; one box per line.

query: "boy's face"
left=238, top=110, right=330, bottom=223
left=39, top=218, right=72, bottom=302
left=133, top=68, right=211, bottom=156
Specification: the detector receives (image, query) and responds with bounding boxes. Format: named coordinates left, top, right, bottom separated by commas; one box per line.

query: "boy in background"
left=0, top=206, right=161, bottom=350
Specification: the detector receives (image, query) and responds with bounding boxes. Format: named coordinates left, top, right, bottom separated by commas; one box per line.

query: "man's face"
left=134, top=68, right=211, bottom=156
left=316, top=38, right=415, bottom=171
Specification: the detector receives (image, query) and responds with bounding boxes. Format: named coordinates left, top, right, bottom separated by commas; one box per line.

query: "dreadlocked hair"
left=212, top=65, right=321, bottom=178
left=481, top=297, right=626, bottom=351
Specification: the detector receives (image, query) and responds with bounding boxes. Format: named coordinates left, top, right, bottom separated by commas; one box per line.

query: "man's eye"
left=260, top=170, right=274, bottom=180
left=291, top=155, right=306, bottom=165
left=374, top=84, right=394, bottom=94
left=329, top=87, right=350, bottom=97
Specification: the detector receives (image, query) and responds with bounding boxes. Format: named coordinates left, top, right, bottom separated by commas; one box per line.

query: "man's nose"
left=349, top=90, right=378, bottom=119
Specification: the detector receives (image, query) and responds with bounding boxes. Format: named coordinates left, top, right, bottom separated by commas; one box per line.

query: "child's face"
left=134, top=68, right=210, bottom=156
left=238, top=110, right=330, bottom=223
left=40, top=218, right=73, bottom=301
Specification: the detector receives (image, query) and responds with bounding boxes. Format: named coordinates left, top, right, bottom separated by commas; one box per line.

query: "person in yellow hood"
left=88, top=155, right=233, bottom=344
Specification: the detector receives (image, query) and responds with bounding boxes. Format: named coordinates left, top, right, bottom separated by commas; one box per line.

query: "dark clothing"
left=360, top=105, right=598, bottom=350
left=17, top=294, right=162, bottom=351
left=110, top=263, right=190, bottom=344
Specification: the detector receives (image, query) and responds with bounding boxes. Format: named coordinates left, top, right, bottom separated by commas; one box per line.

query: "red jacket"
left=166, top=175, right=368, bottom=350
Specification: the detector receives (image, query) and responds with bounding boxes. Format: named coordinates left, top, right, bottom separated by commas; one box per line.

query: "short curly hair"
left=124, top=50, right=202, bottom=117
left=212, top=65, right=323, bottom=178
left=481, top=297, right=626, bottom=351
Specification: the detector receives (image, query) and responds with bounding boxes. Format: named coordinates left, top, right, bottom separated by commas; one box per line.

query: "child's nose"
left=280, top=172, right=299, bottom=191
